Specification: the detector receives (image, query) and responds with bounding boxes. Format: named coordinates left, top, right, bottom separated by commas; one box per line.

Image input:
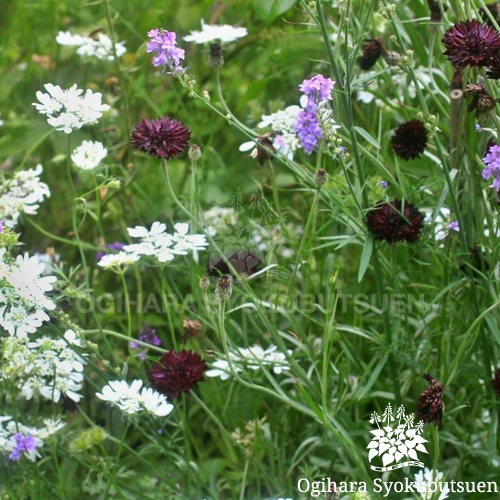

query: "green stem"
left=289, top=189, right=320, bottom=289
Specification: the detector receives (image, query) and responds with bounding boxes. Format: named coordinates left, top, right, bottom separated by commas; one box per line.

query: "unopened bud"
left=314, top=168, right=327, bottom=187
left=383, top=50, right=401, bottom=66
left=199, top=276, right=211, bottom=290
left=189, top=145, right=202, bottom=161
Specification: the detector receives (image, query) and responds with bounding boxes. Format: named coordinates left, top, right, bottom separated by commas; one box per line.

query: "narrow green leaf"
left=252, top=0, right=298, bottom=23
left=354, top=126, right=381, bottom=149
left=358, top=233, right=373, bottom=282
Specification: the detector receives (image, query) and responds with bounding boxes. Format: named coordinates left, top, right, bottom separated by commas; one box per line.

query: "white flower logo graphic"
left=367, top=403, right=428, bottom=471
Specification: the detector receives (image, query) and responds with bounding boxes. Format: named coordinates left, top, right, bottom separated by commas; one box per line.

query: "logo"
left=367, top=403, right=428, bottom=472
left=203, top=189, right=293, bottom=280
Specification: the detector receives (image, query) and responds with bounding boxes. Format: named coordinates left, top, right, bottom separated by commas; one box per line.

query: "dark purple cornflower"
left=130, top=323, right=161, bottom=361
left=131, top=116, right=191, bottom=159
left=366, top=199, right=425, bottom=244
left=8, top=433, right=37, bottom=461
left=442, top=20, right=500, bottom=68
left=415, top=373, right=444, bottom=430
left=358, top=38, right=385, bottom=70
left=492, top=368, right=500, bottom=396
left=149, top=349, right=207, bottom=400
left=391, top=120, right=428, bottom=160
left=299, top=74, right=335, bottom=102
left=146, top=29, right=186, bottom=74
left=482, top=143, right=500, bottom=190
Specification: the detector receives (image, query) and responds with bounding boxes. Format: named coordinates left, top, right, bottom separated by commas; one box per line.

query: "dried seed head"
left=464, top=84, right=497, bottom=116
left=215, top=275, right=233, bottom=301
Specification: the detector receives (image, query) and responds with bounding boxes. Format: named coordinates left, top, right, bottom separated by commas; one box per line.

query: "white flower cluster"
left=71, top=140, right=108, bottom=170
left=414, top=468, right=450, bottom=500
left=0, top=416, right=65, bottom=462
left=98, top=222, right=208, bottom=269
left=240, top=104, right=301, bottom=161
left=56, top=31, right=127, bottom=61
left=96, top=379, right=174, bottom=417
left=0, top=250, right=57, bottom=338
left=33, top=83, right=110, bottom=134
left=202, top=206, right=238, bottom=237
left=0, top=164, right=50, bottom=228
left=183, top=20, right=248, bottom=44
left=206, top=344, right=291, bottom=380
left=0, top=330, right=87, bottom=403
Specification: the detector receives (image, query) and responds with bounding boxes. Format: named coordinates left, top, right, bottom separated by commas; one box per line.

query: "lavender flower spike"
left=147, top=29, right=186, bottom=74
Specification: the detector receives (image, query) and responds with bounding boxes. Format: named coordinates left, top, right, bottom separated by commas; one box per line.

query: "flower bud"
left=314, top=168, right=327, bottom=187
left=209, top=43, right=224, bottom=69
left=189, top=144, right=202, bottom=161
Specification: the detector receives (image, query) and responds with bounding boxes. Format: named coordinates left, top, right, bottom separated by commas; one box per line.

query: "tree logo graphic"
left=204, top=189, right=293, bottom=280
left=367, top=403, right=428, bottom=472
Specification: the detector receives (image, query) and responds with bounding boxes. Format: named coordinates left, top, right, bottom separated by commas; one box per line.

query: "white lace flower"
left=56, top=31, right=87, bottom=46
left=413, top=468, right=450, bottom=500
left=205, top=344, right=291, bottom=380
left=172, top=222, right=209, bottom=253
left=96, top=379, right=174, bottom=417
left=9, top=253, right=57, bottom=310
left=71, top=140, right=108, bottom=170
left=183, top=20, right=247, bottom=44
left=127, top=221, right=167, bottom=239
left=0, top=305, right=49, bottom=339
left=0, top=417, right=65, bottom=462
left=1, top=330, right=87, bottom=403
left=202, top=206, right=238, bottom=237
left=113, top=222, right=208, bottom=266
left=0, top=247, right=57, bottom=338
left=56, top=31, right=126, bottom=61
left=97, top=252, right=140, bottom=269
left=33, top=83, right=110, bottom=134
left=240, top=104, right=303, bottom=160
left=0, top=164, right=50, bottom=228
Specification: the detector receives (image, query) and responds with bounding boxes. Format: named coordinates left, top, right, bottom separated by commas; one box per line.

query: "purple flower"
left=97, top=241, right=125, bottom=262
left=147, top=29, right=186, bottom=74
left=442, top=20, right=500, bottom=68
left=130, top=323, right=161, bottom=360
left=295, top=110, right=323, bottom=154
left=482, top=144, right=500, bottom=189
left=0, top=220, right=3, bottom=233
left=447, top=221, right=460, bottom=232
left=149, top=349, right=207, bottom=400
left=366, top=199, right=424, bottom=244
left=8, top=433, right=37, bottom=461
left=131, top=116, right=191, bottom=159
left=379, top=181, right=389, bottom=188
left=299, top=74, right=335, bottom=102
